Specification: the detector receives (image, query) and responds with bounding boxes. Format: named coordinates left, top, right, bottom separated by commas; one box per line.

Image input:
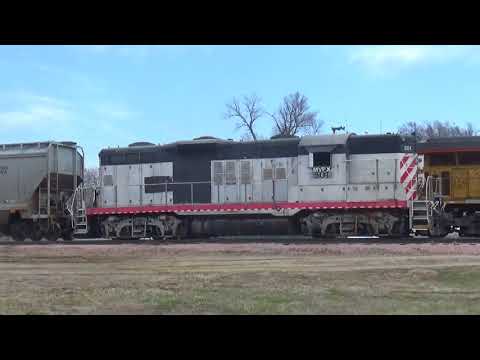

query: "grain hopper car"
left=0, top=141, right=84, bottom=241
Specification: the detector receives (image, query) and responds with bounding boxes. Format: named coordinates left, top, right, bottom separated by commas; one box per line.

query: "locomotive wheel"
left=390, top=222, right=406, bottom=238
left=101, top=226, right=109, bottom=240
left=118, top=227, right=132, bottom=240
left=46, top=229, right=60, bottom=242
left=429, top=232, right=449, bottom=239
left=152, top=227, right=164, bottom=240
left=324, top=224, right=339, bottom=238
left=175, top=223, right=187, bottom=240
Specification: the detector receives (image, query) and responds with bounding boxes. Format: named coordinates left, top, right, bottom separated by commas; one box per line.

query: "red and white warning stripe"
left=400, top=154, right=418, bottom=201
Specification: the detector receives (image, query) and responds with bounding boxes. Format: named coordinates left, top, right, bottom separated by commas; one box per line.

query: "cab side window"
left=458, top=152, right=480, bottom=165
left=313, top=152, right=331, bottom=167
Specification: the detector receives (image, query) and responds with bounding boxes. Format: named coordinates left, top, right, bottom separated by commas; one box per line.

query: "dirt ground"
left=2, top=242, right=480, bottom=314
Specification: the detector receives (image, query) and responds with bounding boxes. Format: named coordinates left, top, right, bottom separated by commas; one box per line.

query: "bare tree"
left=225, top=94, right=264, bottom=141
left=399, top=120, right=477, bottom=141
left=83, top=167, right=99, bottom=187
left=398, top=121, right=423, bottom=141
left=465, top=122, right=476, bottom=136
left=269, top=92, right=323, bottom=137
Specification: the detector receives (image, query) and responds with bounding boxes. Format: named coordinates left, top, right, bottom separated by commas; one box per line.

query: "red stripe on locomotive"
left=87, top=200, right=408, bottom=216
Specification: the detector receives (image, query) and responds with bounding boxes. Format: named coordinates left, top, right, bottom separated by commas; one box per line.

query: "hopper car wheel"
left=10, top=222, right=25, bottom=241
left=30, top=224, right=43, bottom=242
left=10, top=223, right=25, bottom=242
left=31, top=231, right=42, bottom=242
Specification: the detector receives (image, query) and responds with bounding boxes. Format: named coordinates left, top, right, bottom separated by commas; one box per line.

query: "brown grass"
left=1, top=242, right=480, bottom=314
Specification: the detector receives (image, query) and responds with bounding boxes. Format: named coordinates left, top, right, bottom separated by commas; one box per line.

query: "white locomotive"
left=78, top=133, right=417, bottom=239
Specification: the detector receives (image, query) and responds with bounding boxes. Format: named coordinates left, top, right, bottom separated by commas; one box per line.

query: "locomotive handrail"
left=342, top=158, right=402, bottom=162
left=97, top=177, right=404, bottom=209
left=120, top=181, right=398, bottom=187
left=136, top=181, right=212, bottom=185
left=425, top=175, right=431, bottom=201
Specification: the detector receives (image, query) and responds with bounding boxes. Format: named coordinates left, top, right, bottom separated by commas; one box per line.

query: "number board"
left=312, top=166, right=331, bottom=178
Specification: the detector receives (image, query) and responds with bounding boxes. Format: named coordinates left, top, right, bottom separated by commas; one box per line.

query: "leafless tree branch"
left=225, top=94, right=264, bottom=141
left=83, top=167, right=99, bottom=187
left=271, top=92, right=323, bottom=137
left=398, top=120, right=478, bottom=141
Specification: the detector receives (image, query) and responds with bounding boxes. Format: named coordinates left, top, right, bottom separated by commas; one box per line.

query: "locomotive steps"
left=410, top=200, right=431, bottom=234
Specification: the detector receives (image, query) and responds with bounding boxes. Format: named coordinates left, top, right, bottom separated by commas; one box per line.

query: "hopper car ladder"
left=74, top=189, right=88, bottom=235
left=67, top=184, right=93, bottom=236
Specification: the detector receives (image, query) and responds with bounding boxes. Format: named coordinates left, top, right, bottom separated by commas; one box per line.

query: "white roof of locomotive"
left=299, top=133, right=352, bottom=147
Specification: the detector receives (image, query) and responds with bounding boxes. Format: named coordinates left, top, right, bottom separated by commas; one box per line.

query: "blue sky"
left=1, top=45, right=479, bottom=167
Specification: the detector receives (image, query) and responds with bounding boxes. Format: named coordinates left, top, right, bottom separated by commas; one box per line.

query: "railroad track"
left=1, top=234, right=480, bottom=245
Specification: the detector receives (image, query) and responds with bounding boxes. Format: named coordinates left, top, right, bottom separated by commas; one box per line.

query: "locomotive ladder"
left=74, top=207, right=88, bottom=235
left=409, top=175, right=442, bottom=235
left=410, top=200, right=431, bottom=234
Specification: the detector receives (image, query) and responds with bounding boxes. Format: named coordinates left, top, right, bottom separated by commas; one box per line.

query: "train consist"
left=2, top=133, right=479, bottom=241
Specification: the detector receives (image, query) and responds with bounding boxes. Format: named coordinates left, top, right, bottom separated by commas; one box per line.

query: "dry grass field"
left=2, top=242, right=480, bottom=314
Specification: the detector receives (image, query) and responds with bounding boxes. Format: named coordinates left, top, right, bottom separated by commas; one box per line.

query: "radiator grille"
left=275, top=167, right=287, bottom=180
left=240, top=161, right=251, bottom=184
left=213, top=162, right=224, bottom=185
left=225, top=161, right=237, bottom=185
left=263, top=168, right=273, bottom=181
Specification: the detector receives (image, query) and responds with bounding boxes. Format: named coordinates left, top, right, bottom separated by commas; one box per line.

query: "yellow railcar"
left=417, top=136, right=480, bottom=236
left=421, top=154, right=480, bottom=203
